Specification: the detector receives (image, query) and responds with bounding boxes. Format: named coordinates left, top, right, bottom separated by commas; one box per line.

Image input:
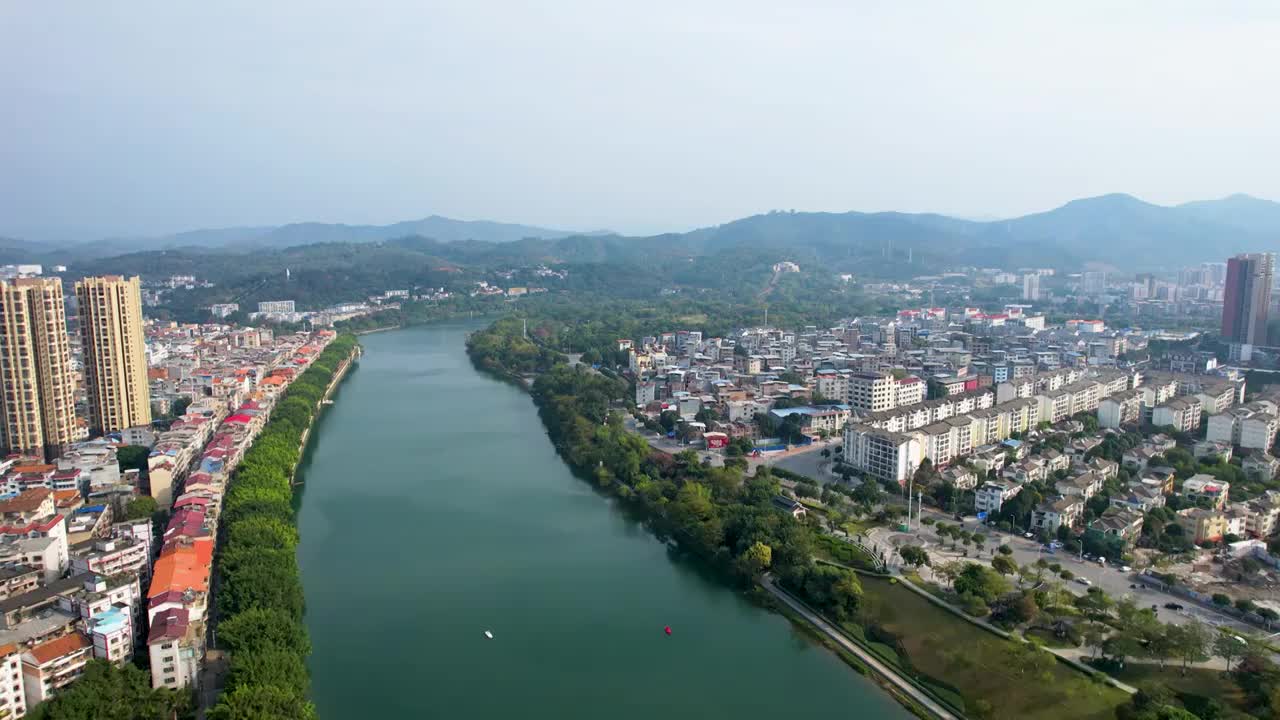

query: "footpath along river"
left=295, top=323, right=912, bottom=718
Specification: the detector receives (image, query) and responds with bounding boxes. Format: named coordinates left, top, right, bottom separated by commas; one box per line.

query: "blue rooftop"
left=770, top=405, right=851, bottom=418
left=90, top=607, right=128, bottom=633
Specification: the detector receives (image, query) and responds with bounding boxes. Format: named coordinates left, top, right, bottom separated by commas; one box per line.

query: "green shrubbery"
left=209, top=333, right=356, bottom=720
left=26, top=660, right=192, bottom=719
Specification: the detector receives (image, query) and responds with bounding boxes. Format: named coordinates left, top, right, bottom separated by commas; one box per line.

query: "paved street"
left=771, top=443, right=839, bottom=480
left=622, top=417, right=836, bottom=475
left=866, top=512, right=1254, bottom=633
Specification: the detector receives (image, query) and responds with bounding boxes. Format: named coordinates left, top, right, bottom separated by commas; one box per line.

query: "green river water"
left=295, top=323, right=911, bottom=718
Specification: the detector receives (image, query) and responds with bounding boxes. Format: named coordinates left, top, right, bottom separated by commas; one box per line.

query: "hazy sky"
left=3, top=1, right=1278, bottom=242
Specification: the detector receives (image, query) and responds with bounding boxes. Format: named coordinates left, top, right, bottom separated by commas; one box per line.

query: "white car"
left=1074, top=577, right=1092, bottom=586
left=1120, top=565, right=1132, bottom=573
left=1023, top=532, right=1034, bottom=538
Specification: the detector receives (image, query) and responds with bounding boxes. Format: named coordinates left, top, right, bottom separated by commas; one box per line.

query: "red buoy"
left=664, top=626, right=672, bottom=636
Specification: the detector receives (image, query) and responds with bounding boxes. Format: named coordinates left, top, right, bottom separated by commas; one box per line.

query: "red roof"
left=0, top=515, right=64, bottom=536
left=147, top=590, right=188, bottom=609
left=147, top=608, right=190, bottom=644
left=225, top=414, right=252, bottom=424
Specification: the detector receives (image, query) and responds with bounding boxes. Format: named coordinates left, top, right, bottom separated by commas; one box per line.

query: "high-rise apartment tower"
left=76, top=276, right=151, bottom=435
left=1222, top=253, right=1274, bottom=352
left=0, top=278, right=77, bottom=459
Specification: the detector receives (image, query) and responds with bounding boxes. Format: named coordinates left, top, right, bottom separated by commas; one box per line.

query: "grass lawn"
left=1024, top=626, right=1082, bottom=649
left=1107, top=665, right=1253, bottom=719
left=853, top=576, right=1128, bottom=720
left=813, top=535, right=881, bottom=572
left=842, top=518, right=880, bottom=536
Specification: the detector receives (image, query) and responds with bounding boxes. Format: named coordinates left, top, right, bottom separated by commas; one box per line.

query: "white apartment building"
left=1098, top=391, right=1143, bottom=429
left=1195, top=383, right=1240, bottom=415
left=1032, top=496, right=1084, bottom=534
left=147, top=608, right=201, bottom=690
left=976, top=481, right=1021, bottom=514
left=1182, top=475, right=1230, bottom=510
left=1243, top=413, right=1279, bottom=450
left=849, top=372, right=897, bottom=412
left=1036, top=390, right=1071, bottom=424
left=1152, top=397, right=1203, bottom=433
left=256, top=300, right=295, bottom=314
left=815, top=373, right=849, bottom=404
left=634, top=381, right=656, bottom=406
left=842, top=424, right=922, bottom=484
left=88, top=607, right=132, bottom=664
left=70, top=536, right=150, bottom=580
left=0, top=645, right=25, bottom=719
left=895, top=377, right=925, bottom=406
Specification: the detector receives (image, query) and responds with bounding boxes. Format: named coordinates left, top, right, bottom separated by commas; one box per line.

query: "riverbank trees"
left=466, top=319, right=863, bottom=617
left=466, top=316, right=564, bottom=376
left=210, top=333, right=356, bottom=720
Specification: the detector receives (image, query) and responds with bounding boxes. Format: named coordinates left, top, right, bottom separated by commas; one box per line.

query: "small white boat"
left=484, top=630, right=494, bottom=639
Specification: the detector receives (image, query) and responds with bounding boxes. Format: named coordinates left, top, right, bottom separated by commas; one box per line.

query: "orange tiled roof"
left=11, top=464, right=55, bottom=475
left=147, top=545, right=210, bottom=598
left=26, top=633, right=89, bottom=665
left=53, top=490, right=82, bottom=508
left=0, top=488, right=52, bottom=514
left=160, top=536, right=213, bottom=566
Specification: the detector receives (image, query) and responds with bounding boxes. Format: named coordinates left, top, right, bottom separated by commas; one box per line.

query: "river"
left=295, top=323, right=911, bottom=718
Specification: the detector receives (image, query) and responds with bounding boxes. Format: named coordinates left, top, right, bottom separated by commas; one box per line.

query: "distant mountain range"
left=8, top=193, right=1280, bottom=271
left=667, top=193, right=1280, bottom=270
left=64, top=216, right=601, bottom=258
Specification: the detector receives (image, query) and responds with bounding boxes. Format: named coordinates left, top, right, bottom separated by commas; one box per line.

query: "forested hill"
left=670, top=193, right=1280, bottom=270
left=15, top=192, right=1280, bottom=271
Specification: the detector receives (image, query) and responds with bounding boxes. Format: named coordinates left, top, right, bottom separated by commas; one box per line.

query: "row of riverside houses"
left=143, top=323, right=323, bottom=509
left=0, top=330, right=333, bottom=716
left=145, top=329, right=337, bottom=693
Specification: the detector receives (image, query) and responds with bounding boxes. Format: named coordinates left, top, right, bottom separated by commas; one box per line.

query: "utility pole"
left=906, top=474, right=913, bottom=530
